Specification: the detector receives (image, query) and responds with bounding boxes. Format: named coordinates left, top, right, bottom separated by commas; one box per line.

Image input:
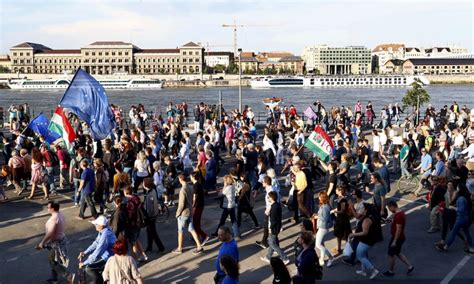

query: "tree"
left=402, top=78, right=430, bottom=124
left=0, top=66, right=11, bottom=73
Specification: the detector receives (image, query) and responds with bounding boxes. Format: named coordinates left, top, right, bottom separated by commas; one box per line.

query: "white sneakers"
left=356, top=269, right=379, bottom=279
left=326, top=258, right=334, bottom=267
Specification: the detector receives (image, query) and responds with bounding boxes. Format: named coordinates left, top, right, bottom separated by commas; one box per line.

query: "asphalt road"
left=1, top=136, right=473, bottom=284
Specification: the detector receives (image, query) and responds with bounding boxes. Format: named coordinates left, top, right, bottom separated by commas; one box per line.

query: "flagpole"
left=280, top=145, right=305, bottom=174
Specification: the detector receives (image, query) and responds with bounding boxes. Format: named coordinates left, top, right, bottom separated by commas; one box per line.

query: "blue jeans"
left=73, top=178, right=81, bottom=204
left=79, top=192, right=98, bottom=219
left=248, top=171, right=257, bottom=190
left=266, top=234, right=288, bottom=261
left=46, top=166, right=56, bottom=191
left=446, top=218, right=473, bottom=248
left=400, top=159, right=410, bottom=178
left=356, top=242, right=374, bottom=271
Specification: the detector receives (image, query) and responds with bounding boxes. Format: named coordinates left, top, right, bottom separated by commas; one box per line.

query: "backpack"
left=48, top=150, right=59, bottom=167
left=128, top=195, right=147, bottom=228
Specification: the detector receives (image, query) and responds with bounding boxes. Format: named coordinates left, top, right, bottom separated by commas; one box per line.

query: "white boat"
left=7, top=78, right=163, bottom=90
left=250, top=75, right=430, bottom=88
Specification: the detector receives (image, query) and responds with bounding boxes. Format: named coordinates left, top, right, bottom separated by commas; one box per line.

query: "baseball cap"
left=90, top=216, right=109, bottom=226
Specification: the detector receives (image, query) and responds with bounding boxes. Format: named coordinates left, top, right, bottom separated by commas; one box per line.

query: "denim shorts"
left=177, top=215, right=194, bottom=233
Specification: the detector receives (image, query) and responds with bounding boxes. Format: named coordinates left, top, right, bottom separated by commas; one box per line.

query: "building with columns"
left=302, top=45, right=372, bottom=75
left=8, top=41, right=205, bottom=75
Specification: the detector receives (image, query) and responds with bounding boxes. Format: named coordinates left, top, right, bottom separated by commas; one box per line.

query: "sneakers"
left=138, top=254, right=148, bottom=262
left=427, top=228, right=439, bottom=234
left=355, top=270, right=367, bottom=277
left=382, top=271, right=394, bottom=277
left=370, top=269, right=379, bottom=280
left=260, top=256, right=270, bottom=263
left=435, top=244, right=448, bottom=252
left=407, top=266, right=415, bottom=275
left=283, top=259, right=290, bottom=265
left=326, top=258, right=334, bottom=267
left=255, top=241, right=268, bottom=249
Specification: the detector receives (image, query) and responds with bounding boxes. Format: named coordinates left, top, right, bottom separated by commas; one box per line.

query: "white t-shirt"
left=454, top=134, right=464, bottom=148
left=134, top=159, right=149, bottom=177
left=373, top=135, right=381, bottom=152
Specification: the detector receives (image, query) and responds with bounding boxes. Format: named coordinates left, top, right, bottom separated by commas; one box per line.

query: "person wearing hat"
left=78, top=216, right=117, bottom=284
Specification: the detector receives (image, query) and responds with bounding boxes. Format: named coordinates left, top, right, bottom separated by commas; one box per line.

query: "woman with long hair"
left=213, top=175, right=239, bottom=238
left=236, top=175, right=259, bottom=229
left=348, top=203, right=380, bottom=279
left=332, top=186, right=352, bottom=255
left=312, top=191, right=334, bottom=267
left=28, top=148, right=48, bottom=199
left=133, top=150, right=150, bottom=193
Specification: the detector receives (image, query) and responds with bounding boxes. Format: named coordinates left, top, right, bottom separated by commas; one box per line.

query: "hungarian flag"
left=48, top=106, right=76, bottom=148
left=304, top=125, right=334, bottom=162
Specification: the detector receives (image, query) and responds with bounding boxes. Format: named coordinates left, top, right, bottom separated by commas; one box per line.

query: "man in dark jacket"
left=260, top=191, right=289, bottom=264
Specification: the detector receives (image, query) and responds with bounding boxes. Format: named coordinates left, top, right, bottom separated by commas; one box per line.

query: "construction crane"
left=222, top=20, right=272, bottom=57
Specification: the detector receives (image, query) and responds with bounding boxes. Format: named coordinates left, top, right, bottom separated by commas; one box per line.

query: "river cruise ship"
left=250, top=75, right=429, bottom=88
left=7, top=78, right=163, bottom=90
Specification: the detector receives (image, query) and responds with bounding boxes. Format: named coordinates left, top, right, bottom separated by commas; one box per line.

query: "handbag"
left=343, top=241, right=353, bottom=257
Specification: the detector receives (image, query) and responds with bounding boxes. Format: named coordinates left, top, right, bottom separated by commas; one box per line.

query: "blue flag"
left=27, top=113, right=61, bottom=144
left=59, top=68, right=116, bottom=140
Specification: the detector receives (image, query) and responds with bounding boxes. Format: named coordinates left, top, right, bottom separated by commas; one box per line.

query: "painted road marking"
left=440, top=255, right=472, bottom=284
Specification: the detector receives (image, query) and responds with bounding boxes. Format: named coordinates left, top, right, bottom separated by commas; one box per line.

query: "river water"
left=0, top=84, right=472, bottom=118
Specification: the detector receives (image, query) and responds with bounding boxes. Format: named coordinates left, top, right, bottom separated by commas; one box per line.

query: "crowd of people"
left=1, top=97, right=473, bottom=283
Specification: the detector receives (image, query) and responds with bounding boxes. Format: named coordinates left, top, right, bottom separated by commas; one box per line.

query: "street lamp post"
left=238, top=48, right=242, bottom=113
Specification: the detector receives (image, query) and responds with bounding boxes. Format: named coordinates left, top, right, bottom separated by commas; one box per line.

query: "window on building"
left=118, top=59, right=122, bottom=62
left=99, top=52, right=102, bottom=56
left=125, top=59, right=129, bottom=62
left=112, top=52, right=115, bottom=56
left=92, top=52, right=96, bottom=56
left=196, top=58, right=199, bottom=63
left=189, top=58, right=193, bottom=63
left=183, top=51, right=187, bottom=55
left=118, top=52, right=122, bottom=56
left=85, top=52, right=89, bottom=56
left=125, top=52, right=129, bottom=56
left=99, top=59, right=102, bottom=63
left=20, top=53, right=23, bottom=56
left=105, top=52, right=109, bottom=56
left=13, top=52, right=17, bottom=56
left=183, top=58, right=187, bottom=63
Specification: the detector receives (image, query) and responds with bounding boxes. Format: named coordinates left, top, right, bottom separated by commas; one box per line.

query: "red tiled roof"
left=373, top=44, right=405, bottom=52
left=0, top=58, right=10, bottom=62
left=39, top=49, right=81, bottom=54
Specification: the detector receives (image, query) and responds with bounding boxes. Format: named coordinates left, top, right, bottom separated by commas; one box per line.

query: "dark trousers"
left=297, top=192, right=311, bottom=218
left=146, top=218, right=165, bottom=251
left=261, top=215, right=269, bottom=246
left=79, top=192, right=98, bottom=219
left=237, top=206, right=259, bottom=227
left=292, top=195, right=299, bottom=222
left=193, top=207, right=208, bottom=240
left=85, top=259, right=106, bottom=284
left=215, top=208, right=236, bottom=233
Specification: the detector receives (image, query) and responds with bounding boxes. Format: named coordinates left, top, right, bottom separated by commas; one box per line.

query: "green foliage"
left=0, top=66, right=10, bottom=73
left=402, top=79, right=430, bottom=110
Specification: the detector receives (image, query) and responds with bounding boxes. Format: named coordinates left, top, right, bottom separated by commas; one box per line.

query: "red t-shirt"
left=391, top=211, right=406, bottom=241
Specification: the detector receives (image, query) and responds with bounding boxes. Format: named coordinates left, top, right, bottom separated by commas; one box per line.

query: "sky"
left=0, top=0, right=473, bottom=55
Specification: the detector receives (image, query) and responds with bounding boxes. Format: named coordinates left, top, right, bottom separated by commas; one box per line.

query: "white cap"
left=90, top=216, right=109, bottom=226
left=292, top=156, right=301, bottom=163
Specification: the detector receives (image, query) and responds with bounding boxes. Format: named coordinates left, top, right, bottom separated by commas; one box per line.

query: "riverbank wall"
left=426, top=74, right=474, bottom=84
